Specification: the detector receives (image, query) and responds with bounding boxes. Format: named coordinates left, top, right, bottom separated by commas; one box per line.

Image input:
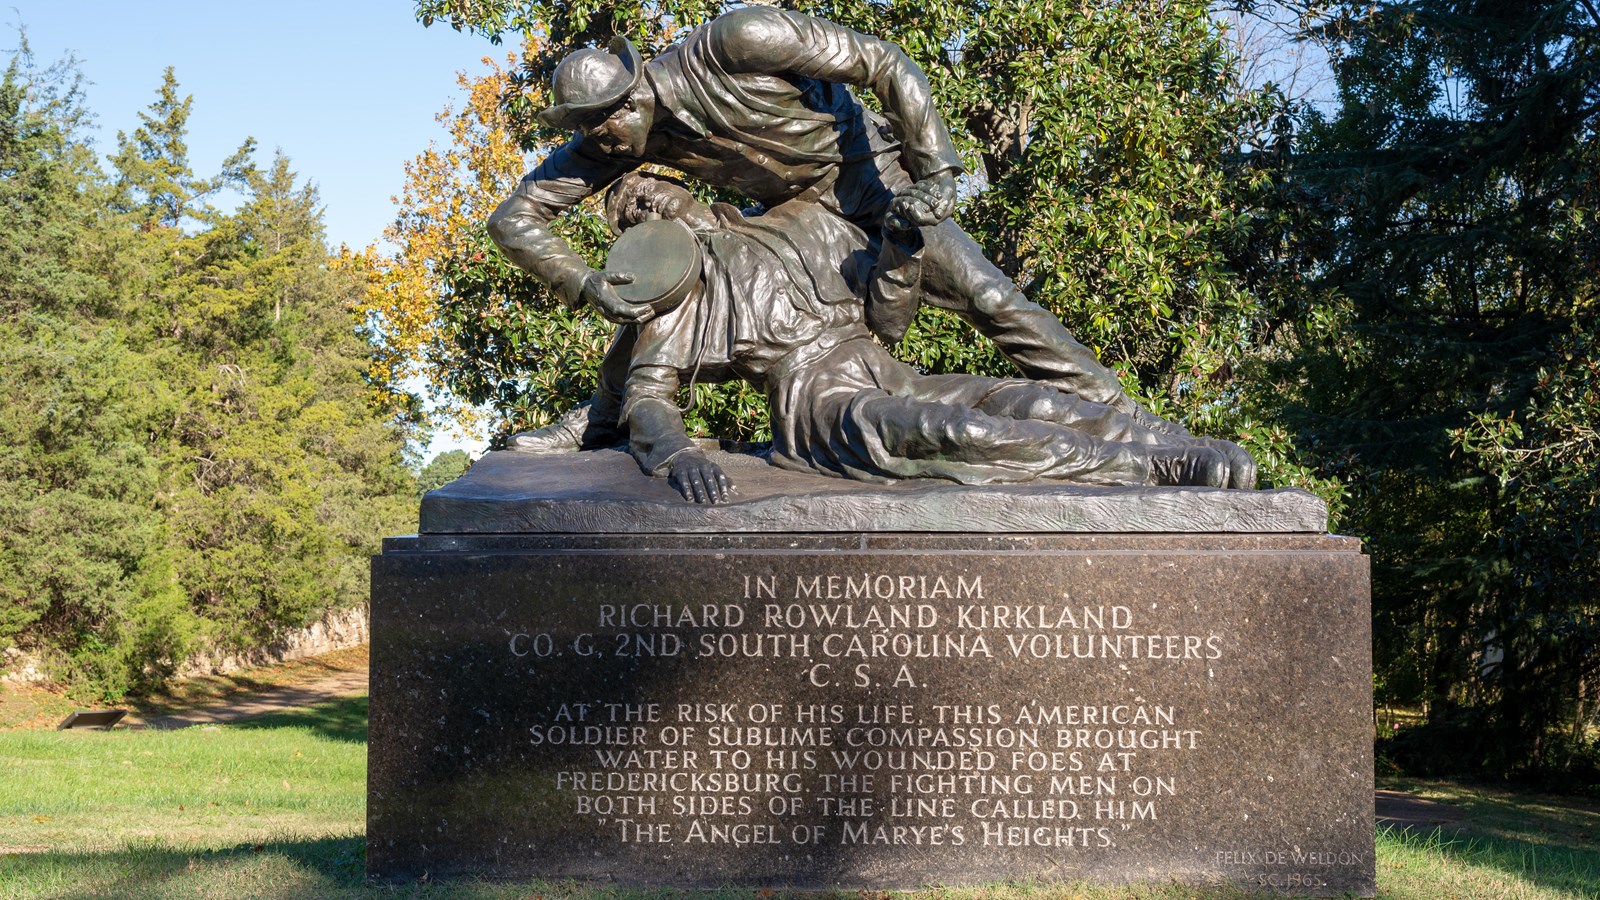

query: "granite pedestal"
left=369, top=450, right=1374, bottom=895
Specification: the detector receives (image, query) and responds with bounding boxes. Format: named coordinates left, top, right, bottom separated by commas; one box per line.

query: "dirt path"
left=135, top=666, right=368, bottom=730
left=1375, top=788, right=1466, bottom=831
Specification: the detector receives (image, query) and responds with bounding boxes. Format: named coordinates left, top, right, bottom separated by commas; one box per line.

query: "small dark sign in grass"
left=2, top=696, right=1597, bottom=898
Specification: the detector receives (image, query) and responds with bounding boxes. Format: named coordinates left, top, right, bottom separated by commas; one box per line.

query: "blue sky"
left=11, top=2, right=512, bottom=457
left=8, top=1, right=510, bottom=252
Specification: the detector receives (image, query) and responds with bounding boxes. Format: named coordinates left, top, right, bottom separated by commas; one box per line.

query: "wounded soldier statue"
left=601, top=175, right=1254, bottom=504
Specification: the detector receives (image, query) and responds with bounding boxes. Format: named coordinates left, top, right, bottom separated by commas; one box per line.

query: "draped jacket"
left=621, top=201, right=923, bottom=475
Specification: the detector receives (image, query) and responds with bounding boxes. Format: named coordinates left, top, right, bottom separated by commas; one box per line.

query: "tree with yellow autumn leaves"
left=342, top=44, right=573, bottom=440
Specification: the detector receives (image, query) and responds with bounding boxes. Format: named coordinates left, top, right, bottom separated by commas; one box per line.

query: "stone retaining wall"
left=177, top=604, right=369, bottom=678
left=0, top=647, right=48, bottom=685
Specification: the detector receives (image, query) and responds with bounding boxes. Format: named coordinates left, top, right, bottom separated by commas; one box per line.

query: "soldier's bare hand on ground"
left=885, top=171, right=956, bottom=232
left=582, top=269, right=655, bottom=324
left=669, top=452, right=733, bottom=504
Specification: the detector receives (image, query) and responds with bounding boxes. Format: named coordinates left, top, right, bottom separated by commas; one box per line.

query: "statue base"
left=368, top=453, right=1373, bottom=895
left=419, top=448, right=1329, bottom=534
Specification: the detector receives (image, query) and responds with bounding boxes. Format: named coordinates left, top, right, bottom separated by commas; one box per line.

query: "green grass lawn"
left=3, top=697, right=1598, bottom=898
left=1, top=698, right=368, bottom=898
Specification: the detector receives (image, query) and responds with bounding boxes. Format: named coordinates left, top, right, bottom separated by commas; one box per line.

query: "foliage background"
left=1, top=48, right=415, bottom=699
left=1261, top=0, right=1599, bottom=783
left=361, top=0, right=1597, bottom=785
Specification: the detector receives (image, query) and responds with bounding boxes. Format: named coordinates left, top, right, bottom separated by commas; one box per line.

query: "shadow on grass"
left=1382, top=777, right=1600, bottom=859
left=1437, top=789, right=1599, bottom=856
left=228, top=694, right=369, bottom=744
left=128, top=646, right=369, bottom=722
left=2, top=836, right=876, bottom=899
left=0, top=835, right=367, bottom=899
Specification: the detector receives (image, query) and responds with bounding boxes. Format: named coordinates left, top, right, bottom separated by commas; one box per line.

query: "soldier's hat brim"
left=538, top=36, right=644, bottom=131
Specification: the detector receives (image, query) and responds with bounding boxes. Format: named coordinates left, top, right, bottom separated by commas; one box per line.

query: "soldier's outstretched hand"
left=886, top=171, right=957, bottom=232
left=669, top=451, right=734, bottom=504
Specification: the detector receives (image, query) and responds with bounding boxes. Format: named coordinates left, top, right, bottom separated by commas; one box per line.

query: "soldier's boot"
left=1142, top=444, right=1229, bottom=488
left=507, top=400, right=626, bottom=454
left=1191, top=438, right=1256, bottom=490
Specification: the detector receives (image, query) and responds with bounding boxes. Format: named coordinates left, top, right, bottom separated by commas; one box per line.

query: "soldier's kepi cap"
left=538, top=36, right=644, bottom=131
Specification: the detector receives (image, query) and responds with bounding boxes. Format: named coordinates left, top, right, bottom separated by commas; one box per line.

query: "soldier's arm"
left=487, top=137, right=638, bottom=310
left=866, top=226, right=927, bottom=345
left=622, top=363, right=732, bottom=503
left=708, top=7, right=962, bottom=182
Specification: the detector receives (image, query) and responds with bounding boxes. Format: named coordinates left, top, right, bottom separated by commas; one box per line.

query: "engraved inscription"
left=514, top=570, right=1224, bottom=854
left=370, top=539, right=1374, bottom=893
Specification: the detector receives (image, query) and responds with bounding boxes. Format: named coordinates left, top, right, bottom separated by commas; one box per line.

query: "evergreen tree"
left=109, top=66, right=253, bottom=228
left=0, top=40, right=188, bottom=695
left=146, top=148, right=415, bottom=649
left=2, top=57, right=417, bottom=698
left=418, top=449, right=472, bottom=493
left=1272, top=0, right=1598, bottom=774
left=0, top=38, right=101, bottom=318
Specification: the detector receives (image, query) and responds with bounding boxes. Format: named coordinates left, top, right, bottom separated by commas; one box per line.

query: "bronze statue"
left=488, top=6, right=1195, bottom=455
left=601, top=175, right=1253, bottom=503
